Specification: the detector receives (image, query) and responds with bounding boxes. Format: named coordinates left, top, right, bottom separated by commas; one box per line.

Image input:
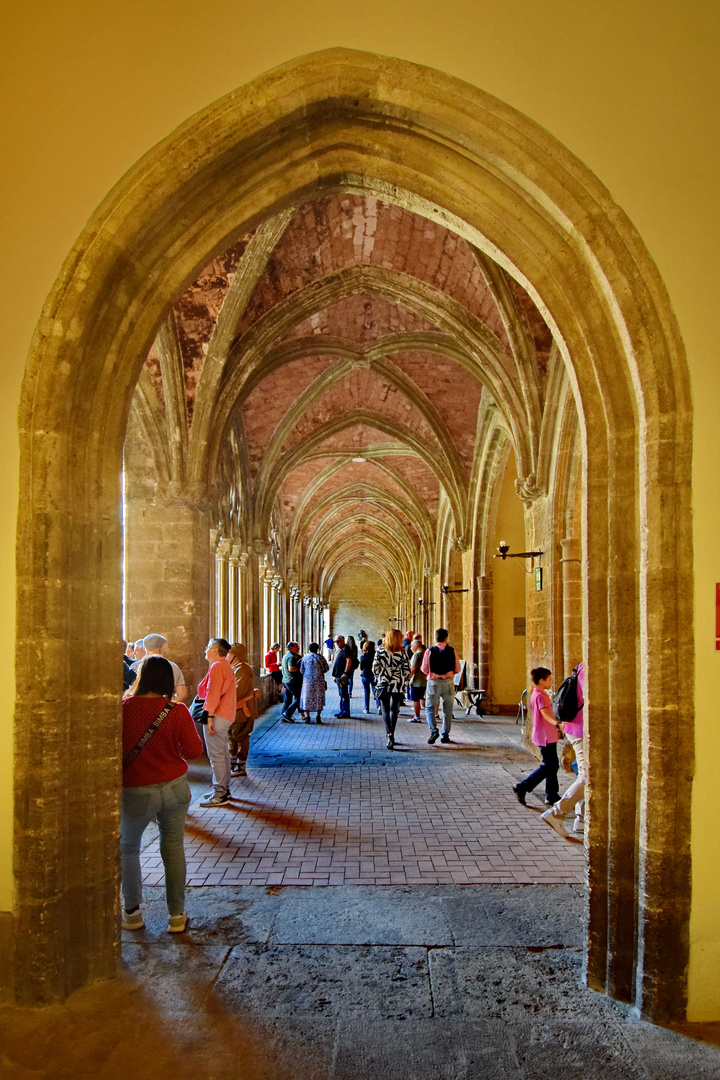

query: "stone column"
left=237, top=551, right=249, bottom=646
left=561, top=536, right=583, bottom=677
left=124, top=486, right=212, bottom=695
left=228, top=545, right=240, bottom=643
left=215, top=538, right=231, bottom=639
left=477, top=574, right=493, bottom=697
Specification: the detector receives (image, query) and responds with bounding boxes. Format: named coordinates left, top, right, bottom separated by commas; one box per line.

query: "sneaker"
left=573, top=815, right=584, bottom=833
left=440, top=734, right=450, bottom=743
left=512, top=784, right=526, bottom=805
left=541, top=808, right=570, bottom=838
left=407, top=717, right=420, bottom=723
left=122, top=907, right=144, bottom=930
left=281, top=715, right=295, bottom=724
left=199, top=791, right=231, bottom=807
left=428, top=730, right=440, bottom=744
left=230, top=763, right=247, bottom=777
left=168, top=913, right=188, bottom=933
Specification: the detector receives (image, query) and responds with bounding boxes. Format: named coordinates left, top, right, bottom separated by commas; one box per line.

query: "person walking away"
left=299, top=642, right=330, bottom=723
left=373, top=628, right=411, bottom=749
left=346, top=635, right=360, bottom=697
left=359, top=638, right=377, bottom=714
left=281, top=641, right=303, bottom=722
left=197, top=638, right=237, bottom=807
left=408, top=639, right=427, bottom=722
left=422, top=628, right=460, bottom=744
left=121, top=655, right=204, bottom=933
left=512, top=667, right=562, bottom=809
left=227, top=642, right=259, bottom=778
left=332, top=635, right=353, bottom=718
left=541, top=660, right=585, bottom=838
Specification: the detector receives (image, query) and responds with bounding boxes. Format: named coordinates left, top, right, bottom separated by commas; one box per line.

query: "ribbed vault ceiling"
left=133, top=192, right=555, bottom=597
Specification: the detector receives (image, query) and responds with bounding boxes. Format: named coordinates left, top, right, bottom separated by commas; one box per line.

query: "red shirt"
left=122, top=697, right=204, bottom=788
left=264, top=649, right=280, bottom=672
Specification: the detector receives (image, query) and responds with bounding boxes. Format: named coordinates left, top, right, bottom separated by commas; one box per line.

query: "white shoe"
left=541, top=808, right=569, bottom=838
left=573, top=815, right=584, bottom=833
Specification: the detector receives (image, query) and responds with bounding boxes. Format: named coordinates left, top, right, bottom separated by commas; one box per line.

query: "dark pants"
left=379, top=690, right=404, bottom=735
left=361, top=675, right=376, bottom=710
left=336, top=677, right=350, bottom=715
left=517, top=742, right=560, bottom=803
left=283, top=678, right=302, bottom=719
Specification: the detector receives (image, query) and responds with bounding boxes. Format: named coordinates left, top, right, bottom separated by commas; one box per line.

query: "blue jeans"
left=517, top=742, right=560, bottom=803
left=336, top=678, right=350, bottom=715
left=361, top=675, right=376, bottom=710
left=425, top=679, right=455, bottom=736
left=283, top=678, right=302, bottom=719
left=120, top=774, right=191, bottom=916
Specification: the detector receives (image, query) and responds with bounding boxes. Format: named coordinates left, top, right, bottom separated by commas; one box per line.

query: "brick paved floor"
left=140, top=684, right=584, bottom=888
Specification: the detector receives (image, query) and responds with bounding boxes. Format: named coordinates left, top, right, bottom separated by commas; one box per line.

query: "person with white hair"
left=131, top=634, right=188, bottom=702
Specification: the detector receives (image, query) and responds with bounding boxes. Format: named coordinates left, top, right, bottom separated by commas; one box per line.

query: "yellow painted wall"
left=492, top=454, right=527, bottom=707
left=1, top=0, right=718, bottom=1017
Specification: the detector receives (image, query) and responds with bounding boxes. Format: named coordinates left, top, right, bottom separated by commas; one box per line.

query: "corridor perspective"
left=4, top=4, right=720, bottom=1077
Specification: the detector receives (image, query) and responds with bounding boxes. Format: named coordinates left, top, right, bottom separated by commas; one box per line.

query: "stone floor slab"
left=441, top=883, right=585, bottom=948
left=429, top=945, right=621, bottom=1022
left=214, top=943, right=432, bottom=1020
left=269, top=885, right=455, bottom=946
left=331, top=1018, right=520, bottom=1079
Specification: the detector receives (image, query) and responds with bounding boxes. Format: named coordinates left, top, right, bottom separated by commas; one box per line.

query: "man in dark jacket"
left=421, top=628, right=461, bottom=744
left=332, top=635, right=353, bottom=718
left=281, top=642, right=302, bottom=723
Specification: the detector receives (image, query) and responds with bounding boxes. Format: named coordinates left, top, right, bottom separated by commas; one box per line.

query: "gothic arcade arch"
left=15, top=49, right=692, bottom=1020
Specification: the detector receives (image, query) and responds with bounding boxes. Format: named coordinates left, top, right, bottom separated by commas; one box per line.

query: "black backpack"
left=553, top=665, right=583, bottom=723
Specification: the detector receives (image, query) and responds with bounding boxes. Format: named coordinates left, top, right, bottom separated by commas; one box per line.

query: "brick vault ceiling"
left=139, top=192, right=555, bottom=586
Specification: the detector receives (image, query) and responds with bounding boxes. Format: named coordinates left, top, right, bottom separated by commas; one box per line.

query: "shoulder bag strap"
left=123, top=701, right=175, bottom=771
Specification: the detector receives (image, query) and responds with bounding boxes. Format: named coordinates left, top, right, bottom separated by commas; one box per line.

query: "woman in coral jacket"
left=121, top=655, right=204, bottom=934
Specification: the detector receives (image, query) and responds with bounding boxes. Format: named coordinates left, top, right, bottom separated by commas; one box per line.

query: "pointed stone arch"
left=16, top=48, right=692, bottom=1021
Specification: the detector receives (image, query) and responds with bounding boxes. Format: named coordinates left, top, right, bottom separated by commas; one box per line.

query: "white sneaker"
left=573, top=815, right=584, bottom=833
left=122, top=907, right=144, bottom=930
left=541, top=808, right=569, bottom=838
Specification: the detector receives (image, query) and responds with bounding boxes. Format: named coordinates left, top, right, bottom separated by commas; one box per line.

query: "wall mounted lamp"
left=441, top=584, right=469, bottom=595
left=494, top=541, right=545, bottom=589
left=417, top=598, right=436, bottom=607
left=494, top=541, right=544, bottom=561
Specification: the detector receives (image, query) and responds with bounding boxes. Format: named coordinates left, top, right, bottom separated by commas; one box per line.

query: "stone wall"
left=328, top=565, right=394, bottom=643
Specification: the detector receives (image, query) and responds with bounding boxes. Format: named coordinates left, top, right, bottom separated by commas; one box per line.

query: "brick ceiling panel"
left=508, top=278, right=555, bottom=378
left=279, top=368, right=440, bottom=457
left=283, top=293, right=439, bottom=344
left=389, top=351, right=483, bottom=467
left=238, top=195, right=509, bottom=349
left=172, top=235, right=253, bottom=421
left=382, top=454, right=440, bottom=515
left=296, top=464, right=416, bottom=521
left=241, top=354, right=337, bottom=476
left=303, top=500, right=419, bottom=549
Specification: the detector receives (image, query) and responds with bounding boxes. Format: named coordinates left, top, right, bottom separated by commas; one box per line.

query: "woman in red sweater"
left=121, top=655, right=204, bottom=933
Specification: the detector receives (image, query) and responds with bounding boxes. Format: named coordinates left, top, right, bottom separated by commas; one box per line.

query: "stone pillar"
left=228, top=545, right=241, bottom=643
left=261, top=568, right=271, bottom=655
left=477, top=574, right=493, bottom=697
left=237, top=551, right=249, bottom=646
left=561, top=536, right=583, bottom=678
left=215, top=538, right=230, bottom=639
left=124, top=488, right=212, bottom=695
